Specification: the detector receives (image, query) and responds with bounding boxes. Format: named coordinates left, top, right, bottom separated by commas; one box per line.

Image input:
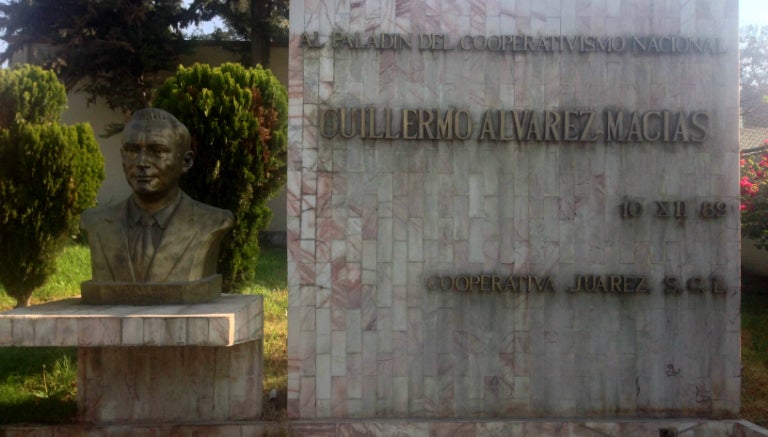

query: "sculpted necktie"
left=134, top=214, right=156, bottom=281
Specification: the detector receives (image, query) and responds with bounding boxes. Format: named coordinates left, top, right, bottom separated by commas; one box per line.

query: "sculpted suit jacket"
left=80, top=192, right=234, bottom=283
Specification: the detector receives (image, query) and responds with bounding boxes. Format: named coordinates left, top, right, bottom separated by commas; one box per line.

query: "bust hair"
left=125, top=108, right=192, bottom=153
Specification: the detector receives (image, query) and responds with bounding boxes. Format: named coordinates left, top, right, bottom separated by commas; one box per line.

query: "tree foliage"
left=0, top=1, right=288, bottom=115
left=153, top=62, right=286, bottom=291
left=741, top=25, right=768, bottom=127
left=186, top=0, right=289, bottom=67
left=0, top=0, right=191, bottom=116
left=741, top=148, right=768, bottom=249
left=0, top=65, right=104, bottom=307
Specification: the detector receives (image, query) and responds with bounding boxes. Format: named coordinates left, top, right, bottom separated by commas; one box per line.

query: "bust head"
left=121, top=109, right=194, bottom=212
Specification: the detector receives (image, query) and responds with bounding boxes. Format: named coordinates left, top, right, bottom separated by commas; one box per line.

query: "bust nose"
left=135, top=148, right=151, bottom=167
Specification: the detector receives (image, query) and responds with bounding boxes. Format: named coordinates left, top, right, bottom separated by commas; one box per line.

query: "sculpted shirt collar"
left=127, top=191, right=183, bottom=230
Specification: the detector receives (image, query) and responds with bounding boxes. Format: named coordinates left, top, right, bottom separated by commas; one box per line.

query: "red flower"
left=741, top=151, right=768, bottom=231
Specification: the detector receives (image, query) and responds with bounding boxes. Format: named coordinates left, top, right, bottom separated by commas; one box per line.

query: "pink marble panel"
left=288, top=0, right=739, bottom=421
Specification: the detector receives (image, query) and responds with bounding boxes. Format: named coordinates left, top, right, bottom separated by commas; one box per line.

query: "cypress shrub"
left=153, top=63, right=287, bottom=292
left=0, top=65, right=104, bottom=307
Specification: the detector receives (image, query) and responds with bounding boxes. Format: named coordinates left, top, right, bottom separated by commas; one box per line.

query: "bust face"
left=121, top=119, right=191, bottom=207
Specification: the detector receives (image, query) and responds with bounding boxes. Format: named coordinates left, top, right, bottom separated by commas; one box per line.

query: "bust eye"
left=121, top=144, right=169, bottom=160
left=121, top=145, right=140, bottom=158
left=147, top=146, right=167, bottom=158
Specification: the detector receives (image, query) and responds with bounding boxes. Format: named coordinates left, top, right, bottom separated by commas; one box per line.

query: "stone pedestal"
left=0, top=294, right=263, bottom=423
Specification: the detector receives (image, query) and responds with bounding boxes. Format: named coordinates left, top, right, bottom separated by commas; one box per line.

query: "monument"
left=80, top=108, right=234, bottom=304
left=286, top=0, right=746, bottom=434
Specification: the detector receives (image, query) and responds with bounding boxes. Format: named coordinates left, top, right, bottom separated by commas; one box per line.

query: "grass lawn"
left=1, top=244, right=768, bottom=425
left=741, top=273, right=768, bottom=427
left=0, top=243, right=91, bottom=310
left=241, top=246, right=288, bottom=420
left=0, top=243, right=90, bottom=423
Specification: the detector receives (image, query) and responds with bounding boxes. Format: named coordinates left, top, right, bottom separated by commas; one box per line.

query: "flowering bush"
left=742, top=142, right=768, bottom=249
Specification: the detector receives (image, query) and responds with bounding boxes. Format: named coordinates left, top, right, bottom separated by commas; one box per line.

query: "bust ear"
left=181, top=150, right=194, bottom=173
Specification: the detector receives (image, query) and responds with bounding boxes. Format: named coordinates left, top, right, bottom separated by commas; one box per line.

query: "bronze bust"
left=80, top=108, right=233, bottom=304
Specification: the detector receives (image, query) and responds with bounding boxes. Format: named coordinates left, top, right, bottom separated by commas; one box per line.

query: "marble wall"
left=287, top=0, right=740, bottom=419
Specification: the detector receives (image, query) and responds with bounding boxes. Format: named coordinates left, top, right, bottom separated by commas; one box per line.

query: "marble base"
left=78, top=342, right=262, bottom=422
left=1, top=419, right=767, bottom=437
left=0, top=295, right=264, bottom=423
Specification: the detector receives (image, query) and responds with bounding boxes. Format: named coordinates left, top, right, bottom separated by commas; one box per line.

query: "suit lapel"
left=96, top=201, right=135, bottom=282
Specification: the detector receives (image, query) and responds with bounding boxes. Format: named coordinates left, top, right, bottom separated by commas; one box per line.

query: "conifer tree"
left=0, top=65, right=104, bottom=307
left=153, top=63, right=286, bottom=291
